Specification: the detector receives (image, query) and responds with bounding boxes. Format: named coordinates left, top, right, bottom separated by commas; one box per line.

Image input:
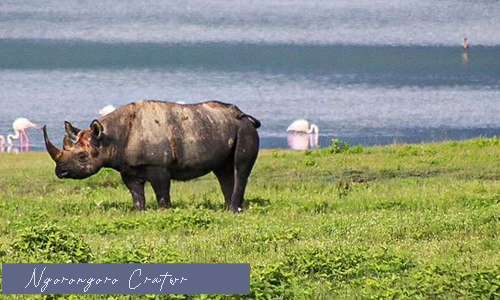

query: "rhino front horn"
left=42, top=125, right=62, bottom=162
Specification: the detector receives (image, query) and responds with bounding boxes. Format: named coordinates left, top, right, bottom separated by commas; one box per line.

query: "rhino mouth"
left=55, top=165, right=91, bottom=180
left=55, top=165, right=71, bottom=179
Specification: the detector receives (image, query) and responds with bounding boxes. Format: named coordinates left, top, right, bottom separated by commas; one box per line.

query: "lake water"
left=1, top=0, right=500, bottom=150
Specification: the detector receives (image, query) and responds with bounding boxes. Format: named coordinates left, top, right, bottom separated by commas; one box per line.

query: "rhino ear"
left=90, top=120, right=104, bottom=140
left=64, top=121, right=81, bottom=142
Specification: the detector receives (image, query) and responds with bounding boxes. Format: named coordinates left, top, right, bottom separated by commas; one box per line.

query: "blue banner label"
left=2, top=263, right=250, bottom=294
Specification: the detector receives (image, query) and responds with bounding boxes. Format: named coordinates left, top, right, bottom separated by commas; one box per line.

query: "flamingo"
left=0, top=135, right=5, bottom=153
left=7, top=117, right=37, bottom=152
left=286, top=119, right=319, bottom=134
left=99, top=104, right=116, bottom=116
left=287, top=134, right=310, bottom=150
left=287, top=134, right=320, bottom=150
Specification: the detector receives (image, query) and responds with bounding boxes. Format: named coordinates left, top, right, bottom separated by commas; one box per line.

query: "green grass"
left=1, top=138, right=500, bottom=299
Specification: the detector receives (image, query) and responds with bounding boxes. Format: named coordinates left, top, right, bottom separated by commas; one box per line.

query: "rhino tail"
left=238, top=113, right=261, bottom=129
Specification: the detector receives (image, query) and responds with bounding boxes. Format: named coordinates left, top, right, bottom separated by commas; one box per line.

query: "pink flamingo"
left=0, top=135, right=5, bottom=153
left=287, top=132, right=320, bottom=150
left=286, top=119, right=320, bottom=150
left=286, top=119, right=319, bottom=134
left=7, top=118, right=37, bottom=152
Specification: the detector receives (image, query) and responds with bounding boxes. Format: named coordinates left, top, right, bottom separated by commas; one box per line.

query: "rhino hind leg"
left=214, top=161, right=235, bottom=209
left=229, top=127, right=259, bottom=213
left=146, top=166, right=172, bottom=209
left=121, top=172, right=146, bottom=211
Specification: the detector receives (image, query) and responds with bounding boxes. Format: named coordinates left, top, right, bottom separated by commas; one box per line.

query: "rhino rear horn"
left=42, top=125, right=62, bottom=162
left=63, top=134, right=75, bottom=150
left=64, top=121, right=81, bottom=142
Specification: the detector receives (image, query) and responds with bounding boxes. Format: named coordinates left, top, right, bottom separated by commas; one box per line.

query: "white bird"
left=286, top=134, right=320, bottom=151
left=7, top=145, right=19, bottom=154
left=7, top=117, right=37, bottom=151
left=286, top=119, right=319, bottom=134
left=287, top=134, right=309, bottom=150
left=99, top=105, right=116, bottom=116
left=0, top=135, right=5, bottom=152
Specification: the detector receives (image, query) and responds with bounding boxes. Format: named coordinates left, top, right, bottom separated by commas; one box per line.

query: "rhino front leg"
left=121, top=173, right=146, bottom=211
left=146, top=166, right=172, bottom=209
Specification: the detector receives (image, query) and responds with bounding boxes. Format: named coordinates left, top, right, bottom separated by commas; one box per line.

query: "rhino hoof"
left=230, top=207, right=243, bottom=214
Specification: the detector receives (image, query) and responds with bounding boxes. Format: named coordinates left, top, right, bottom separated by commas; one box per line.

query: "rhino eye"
left=77, top=153, right=89, bottom=163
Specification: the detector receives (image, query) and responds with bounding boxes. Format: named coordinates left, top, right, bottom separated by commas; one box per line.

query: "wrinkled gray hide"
left=43, top=100, right=260, bottom=213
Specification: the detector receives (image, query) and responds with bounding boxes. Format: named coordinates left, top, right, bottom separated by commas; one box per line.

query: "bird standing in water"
left=0, top=135, right=5, bottom=152
left=286, top=119, right=319, bottom=134
left=7, top=117, right=37, bottom=152
left=286, top=119, right=320, bottom=150
left=462, top=37, right=469, bottom=50
left=462, top=37, right=470, bottom=65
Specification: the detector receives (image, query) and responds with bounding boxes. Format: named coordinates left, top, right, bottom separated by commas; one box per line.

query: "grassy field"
left=1, top=138, right=500, bottom=299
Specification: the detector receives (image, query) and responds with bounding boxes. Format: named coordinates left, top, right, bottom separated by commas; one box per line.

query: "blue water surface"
left=1, top=0, right=500, bottom=150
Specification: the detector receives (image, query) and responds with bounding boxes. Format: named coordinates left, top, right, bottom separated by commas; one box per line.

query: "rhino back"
left=106, top=101, right=240, bottom=170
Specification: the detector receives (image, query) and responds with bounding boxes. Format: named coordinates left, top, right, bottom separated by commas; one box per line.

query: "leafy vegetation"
left=1, top=138, right=500, bottom=299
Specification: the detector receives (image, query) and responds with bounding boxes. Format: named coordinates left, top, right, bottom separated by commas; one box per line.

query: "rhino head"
left=43, top=120, right=108, bottom=179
